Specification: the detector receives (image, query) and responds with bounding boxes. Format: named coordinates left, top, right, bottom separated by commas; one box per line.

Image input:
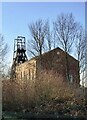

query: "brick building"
left=15, top=47, right=80, bottom=85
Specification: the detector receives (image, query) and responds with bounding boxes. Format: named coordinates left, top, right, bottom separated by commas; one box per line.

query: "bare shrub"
left=2, top=70, right=84, bottom=111
left=2, top=77, right=36, bottom=111
left=34, top=70, right=80, bottom=105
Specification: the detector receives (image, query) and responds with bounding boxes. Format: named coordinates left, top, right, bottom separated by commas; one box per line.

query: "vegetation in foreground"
left=2, top=71, right=87, bottom=119
left=2, top=99, right=87, bottom=119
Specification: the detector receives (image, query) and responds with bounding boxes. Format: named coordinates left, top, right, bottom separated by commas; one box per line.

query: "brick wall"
left=15, top=47, right=79, bottom=85
left=36, top=48, right=79, bottom=84
left=15, top=59, right=36, bottom=82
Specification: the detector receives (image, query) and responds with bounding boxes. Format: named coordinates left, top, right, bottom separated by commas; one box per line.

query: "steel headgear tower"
left=11, top=36, right=28, bottom=78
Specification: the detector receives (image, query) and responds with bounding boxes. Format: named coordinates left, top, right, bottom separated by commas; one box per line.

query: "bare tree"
left=53, top=13, right=78, bottom=81
left=76, top=31, right=87, bottom=100
left=75, top=26, right=85, bottom=85
left=83, top=34, right=87, bottom=87
left=46, top=21, right=53, bottom=51
left=0, top=34, right=8, bottom=77
left=28, top=19, right=49, bottom=57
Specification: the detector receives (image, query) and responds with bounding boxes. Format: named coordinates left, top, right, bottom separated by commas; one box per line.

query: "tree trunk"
left=65, top=52, right=70, bottom=82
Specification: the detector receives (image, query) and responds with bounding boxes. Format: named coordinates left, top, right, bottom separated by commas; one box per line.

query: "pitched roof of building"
left=29, top=47, right=78, bottom=62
